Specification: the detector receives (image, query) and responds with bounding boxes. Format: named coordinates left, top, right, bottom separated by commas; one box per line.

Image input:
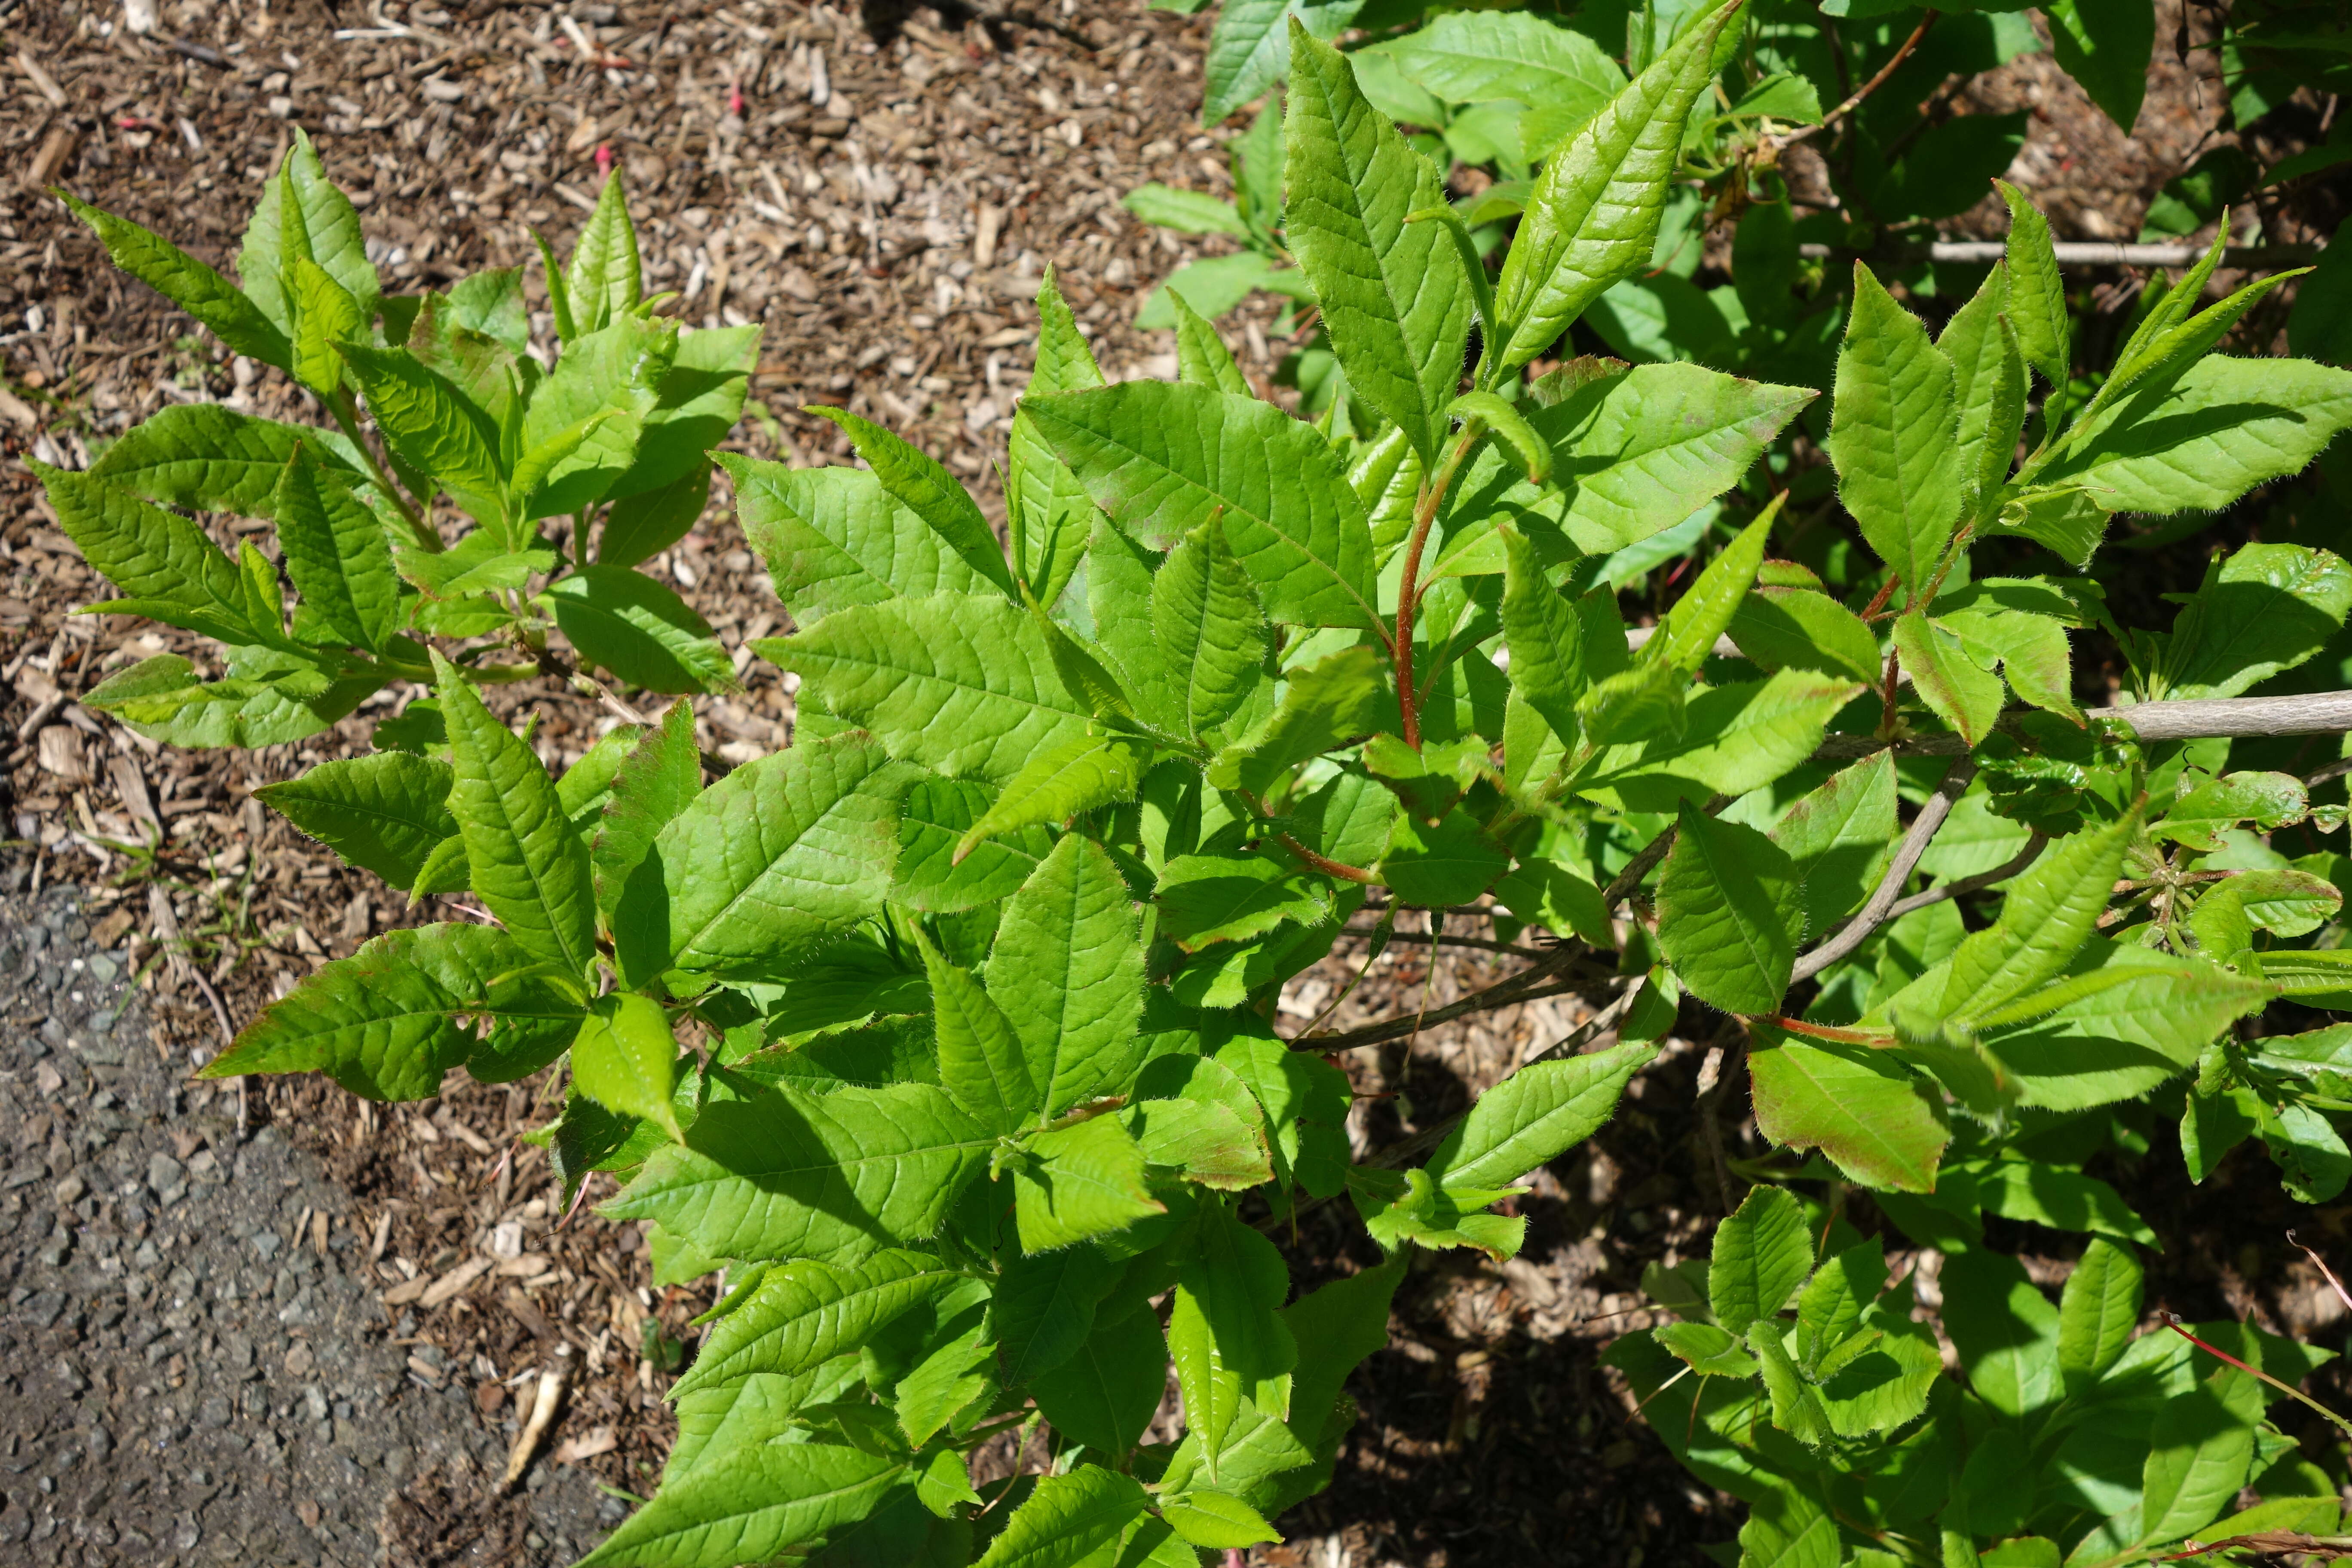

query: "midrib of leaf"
left=1771, top=1044, right=1932, bottom=1182
left=464, top=744, right=591, bottom=975
left=1693, top=827, right=1785, bottom=1009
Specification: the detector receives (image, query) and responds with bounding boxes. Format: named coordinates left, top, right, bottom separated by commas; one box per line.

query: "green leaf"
left=1938, top=606, right=2076, bottom=720
left=676, top=1250, right=956, bottom=1398
left=726, top=455, right=981, bottom=623
left=442, top=266, right=528, bottom=351
left=2139, top=1374, right=2263, bottom=1546
left=2049, top=357, right=2352, bottom=517
left=591, top=698, right=704, bottom=922
left=1708, top=1185, right=1812, bottom=1337
left=923, top=940, right=1038, bottom=1134
left=576, top=1440, right=906, bottom=1568
left=604, top=1083, right=991, bottom=1265
left=2046, top=0, right=2154, bottom=133
left=1657, top=804, right=1801, bottom=1016
left=1895, top=611, right=2005, bottom=745
left=35, top=463, right=254, bottom=645
left=1582, top=671, right=1863, bottom=811
left=1124, top=184, right=1250, bottom=237
left=1499, top=522, right=1585, bottom=746
left=992, top=1244, right=1123, bottom=1385
left=276, top=129, right=379, bottom=318
left=1003, top=270, right=1109, bottom=613
left=1428, top=1039, right=1655, bottom=1192
left=1444, top=364, right=1814, bottom=564
left=287, top=256, right=364, bottom=395
left=567, top=168, right=643, bottom=333
left=1137, top=252, right=1306, bottom=331
left=2157, top=542, right=2352, bottom=699
left=1796, top=1238, right=1883, bottom=1370
left=542, top=564, right=731, bottom=695
left=1015, top=1113, right=1165, bottom=1252
left=808, top=405, right=1017, bottom=603
left=1207, top=644, right=1389, bottom=798
left=1378, top=11, right=1623, bottom=130
left=956, top=734, right=1150, bottom=863
left=1649, top=503, right=1775, bottom=674
left=1769, top=752, right=1899, bottom=942
left=338, top=343, right=506, bottom=511
left=1170, top=1208, right=1297, bottom=1475
left=404, top=291, right=526, bottom=443
left=1029, top=1305, right=1169, bottom=1455
left=1827, top=267, right=1960, bottom=597
left=2159, top=771, right=2309, bottom=852
left=2263, top=1102, right=2352, bottom=1203
left=1937, top=812, right=2137, bottom=1023
left=972, top=1465, right=1150, bottom=1568
left=1970, top=1158, right=2156, bottom=1246
left=1166, top=288, right=1253, bottom=396
left=436, top=653, right=598, bottom=976
left=1158, top=851, right=1333, bottom=951
left=1939, top=1249, right=2062, bottom=1421
left=600, top=460, right=714, bottom=570
left=61, top=190, right=292, bottom=368
left=273, top=446, right=403, bottom=653
left=2056, top=1237, right=2143, bottom=1394
left=1745, top=1321, right=1831, bottom=1448
left=1130, top=1098, right=1275, bottom=1189
left=624, top=323, right=759, bottom=500
left=1028, top=381, right=1383, bottom=634
left=1357, top=1163, right=1530, bottom=1260
left=80, top=653, right=365, bottom=750
left=1280, top=1255, right=1403, bottom=1449
left=256, top=752, right=454, bottom=888
left=892, top=777, right=1052, bottom=914
left=519, top=315, right=672, bottom=516
left=88, top=404, right=364, bottom=518
left=1982, top=205, right=2064, bottom=412
left=1284, top=23, right=1469, bottom=465
left=1160, top=1492, right=1280, bottom=1550
left=1979, top=940, right=2272, bottom=1110
left=1201, top=0, right=1359, bottom=127
left=571, top=991, right=681, bottom=1139
left=199, top=922, right=580, bottom=1100
left=1380, top=809, right=1508, bottom=908
left=990, top=833, right=1148, bottom=1118
left=1154, top=513, right=1268, bottom=738
left=758, top=595, right=1094, bottom=784
left=615, top=732, right=913, bottom=987
left=1748, top=1024, right=1949, bottom=1193
left=1489, top=0, right=1743, bottom=373
left=1939, top=265, right=2030, bottom=525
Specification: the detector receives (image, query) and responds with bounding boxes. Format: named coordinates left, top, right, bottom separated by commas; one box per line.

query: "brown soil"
left=3, top=0, right=2348, bottom=1564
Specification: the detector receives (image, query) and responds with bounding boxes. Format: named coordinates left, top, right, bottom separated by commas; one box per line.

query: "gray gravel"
left=0, top=871, right=616, bottom=1566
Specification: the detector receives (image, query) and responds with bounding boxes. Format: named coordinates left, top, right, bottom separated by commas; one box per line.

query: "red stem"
left=1394, top=427, right=1481, bottom=751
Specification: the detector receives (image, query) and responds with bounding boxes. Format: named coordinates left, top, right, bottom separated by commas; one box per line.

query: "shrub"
left=37, top=5, right=2352, bottom=1563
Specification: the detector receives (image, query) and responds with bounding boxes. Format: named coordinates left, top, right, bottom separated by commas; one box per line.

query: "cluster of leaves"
left=38, top=134, right=753, bottom=758
left=1616, top=1186, right=2349, bottom=1565
left=1135, top=0, right=2352, bottom=487
left=47, top=6, right=2352, bottom=1564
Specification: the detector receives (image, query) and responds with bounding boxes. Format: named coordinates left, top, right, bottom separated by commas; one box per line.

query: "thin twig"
left=1297, top=906, right=1395, bottom=1039
left=1338, top=926, right=1550, bottom=958
left=1790, top=759, right=1977, bottom=983
left=1872, top=831, right=2048, bottom=927
left=1259, top=978, right=1648, bottom=1234
left=1781, top=11, right=1938, bottom=148
left=1287, top=972, right=1612, bottom=1052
